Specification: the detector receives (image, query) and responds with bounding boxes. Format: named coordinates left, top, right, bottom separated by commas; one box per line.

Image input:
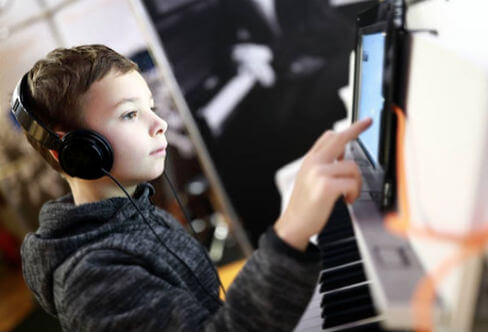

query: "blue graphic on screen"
left=357, top=32, right=386, bottom=167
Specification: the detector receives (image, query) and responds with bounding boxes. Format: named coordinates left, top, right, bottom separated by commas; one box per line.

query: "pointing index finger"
left=312, top=117, right=373, bottom=163
left=340, top=117, right=373, bottom=143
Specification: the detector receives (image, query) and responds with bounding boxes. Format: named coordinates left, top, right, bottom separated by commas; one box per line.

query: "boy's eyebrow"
left=113, top=96, right=154, bottom=108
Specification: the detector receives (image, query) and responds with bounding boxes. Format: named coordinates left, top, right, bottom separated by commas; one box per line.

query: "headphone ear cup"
left=58, top=129, right=113, bottom=180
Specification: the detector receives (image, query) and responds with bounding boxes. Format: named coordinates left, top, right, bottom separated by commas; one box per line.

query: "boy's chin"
left=133, top=169, right=166, bottom=184
left=144, top=165, right=166, bottom=182
left=105, top=167, right=165, bottom=186
left=147, top=168, right=166, bottom=182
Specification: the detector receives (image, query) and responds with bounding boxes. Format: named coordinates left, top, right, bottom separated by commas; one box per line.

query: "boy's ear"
left=48, top=131, right=66, bottom=162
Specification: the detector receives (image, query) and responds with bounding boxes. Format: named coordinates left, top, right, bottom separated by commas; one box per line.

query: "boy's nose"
left=150, top=113, right=168, bottom=137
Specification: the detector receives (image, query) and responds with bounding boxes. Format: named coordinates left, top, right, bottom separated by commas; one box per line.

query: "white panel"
left=42, top=0, right=69, bottom=9
left=0, top=21, right=60, bottom=113
left=53, top=0, right=147, bottom=56
left=405, top=34, right=488, bottom=234
left=407, top=0, right=488, bottom=68
left=404, top=33, right=488, bottom=330
left=404, top=1, right=488, bottom=329
left=0, top=0, right=42, bottom=29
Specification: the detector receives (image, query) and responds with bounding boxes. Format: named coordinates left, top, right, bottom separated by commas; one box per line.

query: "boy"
left=16, top=45, right=371, bottom=331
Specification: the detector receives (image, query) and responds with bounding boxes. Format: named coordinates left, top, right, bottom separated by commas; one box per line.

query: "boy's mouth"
left=150, top=145, right=167, bottom=156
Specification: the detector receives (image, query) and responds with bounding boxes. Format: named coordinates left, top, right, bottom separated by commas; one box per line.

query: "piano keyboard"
left=294, top=200, right=410, bottom=332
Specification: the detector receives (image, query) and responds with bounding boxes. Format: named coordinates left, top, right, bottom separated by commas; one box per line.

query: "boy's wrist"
left=273, top=218, right=310, bottom=252
left=266, top=227, right=320, bottom=263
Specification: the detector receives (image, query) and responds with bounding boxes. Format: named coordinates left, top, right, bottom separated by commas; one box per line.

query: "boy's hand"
left=274, top=118, right=373, bottom=252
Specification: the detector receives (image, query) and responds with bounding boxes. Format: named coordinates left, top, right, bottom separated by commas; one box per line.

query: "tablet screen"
left=357, top=32, right=386, bottom=167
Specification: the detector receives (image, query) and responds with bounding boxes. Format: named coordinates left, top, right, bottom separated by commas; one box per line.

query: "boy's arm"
left=55, top=241, right=317, bottom=332
left=207, top=226, right=321, bottom=331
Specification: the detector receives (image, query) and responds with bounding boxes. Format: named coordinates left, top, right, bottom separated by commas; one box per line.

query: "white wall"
left=0, top=0, right=147, bottom=114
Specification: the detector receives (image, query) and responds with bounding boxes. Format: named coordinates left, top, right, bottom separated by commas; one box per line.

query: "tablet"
left=352, top=0, right=405, bottom=209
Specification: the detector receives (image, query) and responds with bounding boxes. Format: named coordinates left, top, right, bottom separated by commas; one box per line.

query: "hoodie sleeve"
left=55, top=228, right=320, bottom=332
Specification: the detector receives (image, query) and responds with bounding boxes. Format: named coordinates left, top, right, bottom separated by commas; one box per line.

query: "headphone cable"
left=163, top=172, right=228, bottom=299
left=101, top=169, right=226, bottom=306
left=162, top=172, right=197, bottom=236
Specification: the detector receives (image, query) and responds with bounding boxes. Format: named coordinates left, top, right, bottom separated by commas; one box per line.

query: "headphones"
left=10, top=73, right=113, bottom=180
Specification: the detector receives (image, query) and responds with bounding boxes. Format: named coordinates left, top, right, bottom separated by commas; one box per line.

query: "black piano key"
left=322, top=248, right=361, bottom=269
left=319, top=226, right=354, bottom=243
left=319, top=236, right=356, bottom=253
left=320, top=264, right=367, bottom=292
left=323, top=209, right=353, bottom=227
left=320, top=261, right=361, bottom=283
left=339, top=321, right=411, bottom=332
left=320, top=222, right=351, bottom=236
left=319, top=234, right=356, bottom=254
left=319, top=200, right=352, bottom=232
left=320, top=240, right=359, bottom=262
left=322, top=304, right=376, bottom=329
left=321, top=213, right=352, bottom=229
left=338, top=321, right=385, bottom=331
left=320, top=224, right=353, bottom=238
left=322, top=292, right=371, bottom=312
left=324, top=215, right=351, bottom=230
left=321, top=283, right=371, bottom=308
left=321, top=260, right=363, bottom=277
left=328, top=200, right=351, bottom=218
left=329, top=199, right=350, bottom=216
left=321, top=235, right=357, bottom=253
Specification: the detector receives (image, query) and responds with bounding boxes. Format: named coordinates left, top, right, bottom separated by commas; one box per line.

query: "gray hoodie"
left=21, top=183, right=320, bottom=331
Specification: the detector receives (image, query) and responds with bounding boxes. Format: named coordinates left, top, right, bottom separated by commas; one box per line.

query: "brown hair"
left=25, top=44, right=138, bottom=172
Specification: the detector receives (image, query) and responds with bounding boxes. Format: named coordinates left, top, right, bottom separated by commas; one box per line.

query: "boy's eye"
left=121, top=111, right=138, bottom=120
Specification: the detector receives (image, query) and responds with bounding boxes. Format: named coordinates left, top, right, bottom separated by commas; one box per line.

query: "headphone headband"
left=11, top=74, right=62, bottom=150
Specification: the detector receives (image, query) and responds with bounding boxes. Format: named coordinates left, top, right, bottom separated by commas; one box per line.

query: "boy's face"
left=80, top=70, right=168, bottom=185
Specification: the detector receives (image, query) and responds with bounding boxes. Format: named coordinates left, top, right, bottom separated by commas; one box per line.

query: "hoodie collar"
left=37, top=182, right=155, bottom=237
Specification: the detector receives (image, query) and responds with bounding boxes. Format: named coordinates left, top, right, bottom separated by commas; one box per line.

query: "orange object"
left=217, top=259, right=247, bottom=301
